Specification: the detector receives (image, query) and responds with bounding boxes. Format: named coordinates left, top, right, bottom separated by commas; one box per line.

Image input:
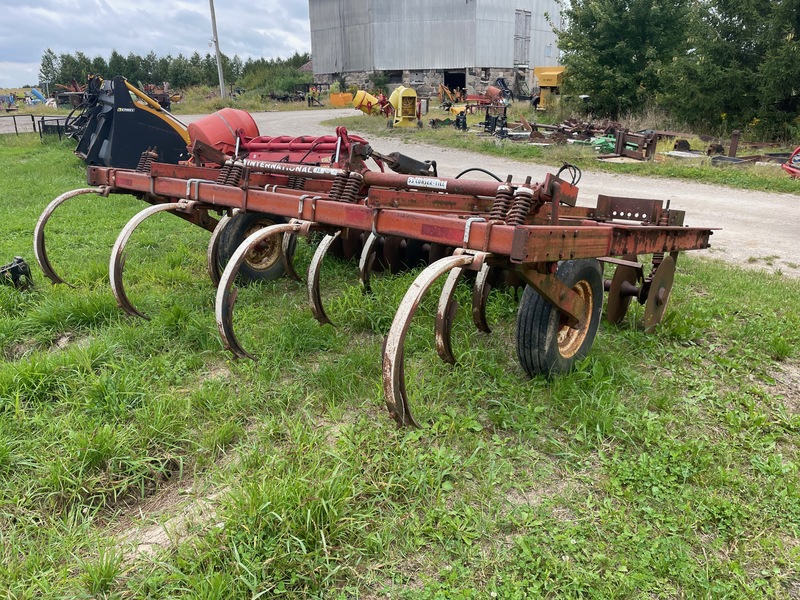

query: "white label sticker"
left=407, top=176, right=447, bottom=191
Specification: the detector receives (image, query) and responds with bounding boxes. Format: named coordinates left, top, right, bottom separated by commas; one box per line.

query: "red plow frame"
left=36, top=128, right=716, bottom=426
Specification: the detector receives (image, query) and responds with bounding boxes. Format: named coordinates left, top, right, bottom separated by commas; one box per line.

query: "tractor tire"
left=216, top=212, right=296, bottom=283
left=516, top=259, right=603, bottom=376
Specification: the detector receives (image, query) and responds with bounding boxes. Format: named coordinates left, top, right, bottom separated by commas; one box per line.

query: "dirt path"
left=184, top=108, right=800, bottom=277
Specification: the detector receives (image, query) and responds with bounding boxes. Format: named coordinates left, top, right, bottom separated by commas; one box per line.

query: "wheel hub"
left=244, top=223, right=280, bottom=270
left=557, top=280, right=593, bottom=359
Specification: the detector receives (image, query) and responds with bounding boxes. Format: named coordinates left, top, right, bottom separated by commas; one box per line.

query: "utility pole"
left=209, top=0, right=226, bottom=98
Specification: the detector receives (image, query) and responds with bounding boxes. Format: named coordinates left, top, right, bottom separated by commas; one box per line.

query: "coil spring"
left=215, top=163, right=244, bottom=185
left=506, top=187, right=534, bottom=226
left=225, top=164, right=244, bottom=186
left=216, top=164, right=233, bottom=184
left=490, top=184, right=514, bottom=222
left=135, top=148, right=158, bottom=173
left=287, top=176, right=307, bottom=190
left=329, top=172, right=350, bottom=200
left=650, top=208, right=671, bottom=272
left=341, top=172, right=363, bottom=203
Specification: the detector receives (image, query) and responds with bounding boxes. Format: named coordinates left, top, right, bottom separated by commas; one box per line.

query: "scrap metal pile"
left=37, top=108, right=716, bottom=426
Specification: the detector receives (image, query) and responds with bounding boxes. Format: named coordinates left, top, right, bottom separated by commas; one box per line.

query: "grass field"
left=0, top=134, right=799, bottom=598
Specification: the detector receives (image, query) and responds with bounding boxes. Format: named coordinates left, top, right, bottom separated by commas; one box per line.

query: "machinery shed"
left=309, top=0, right=560, bottom=76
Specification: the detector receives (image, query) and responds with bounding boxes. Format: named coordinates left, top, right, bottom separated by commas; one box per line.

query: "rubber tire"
left=516, top=259, right=603, bottom=377
left=216, top=212, right=295, bottom=284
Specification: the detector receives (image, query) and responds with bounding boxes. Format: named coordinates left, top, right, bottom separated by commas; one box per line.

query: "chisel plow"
left=35, top=124, right=715, bottom=427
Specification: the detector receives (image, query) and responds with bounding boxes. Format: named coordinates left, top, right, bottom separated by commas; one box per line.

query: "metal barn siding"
left=372, top=0, right=477, bottom=70
left=310, top=0, right=374, bottom=73
left=526, top=0, right=561, bottom=68
left=475, top=0, right=516, bottom=67
left=475, top=0, right=559, bottom=67
left=308, top=0, right=561, bottom=74
left=372, top=21, right=477, bottom=70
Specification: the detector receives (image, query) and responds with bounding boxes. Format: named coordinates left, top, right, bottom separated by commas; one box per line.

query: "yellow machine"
left=387, top=85, right=421, bottom=128
left=532, top=66, right=565, bottom=110
left=353, top=90, right=380, bottom=114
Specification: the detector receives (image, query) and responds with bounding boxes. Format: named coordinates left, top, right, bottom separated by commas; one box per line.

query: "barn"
left=308, top=0, right=562, bottom=97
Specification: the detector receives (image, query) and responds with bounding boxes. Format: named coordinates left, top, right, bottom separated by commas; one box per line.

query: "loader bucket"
left=75, top=76, right=189, bottom=169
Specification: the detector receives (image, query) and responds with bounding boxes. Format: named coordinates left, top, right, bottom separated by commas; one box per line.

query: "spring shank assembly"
left=37, top=154, right=715, bottom=427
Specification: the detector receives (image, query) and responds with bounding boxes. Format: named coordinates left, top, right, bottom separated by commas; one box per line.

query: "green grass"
left=0, top=134, right=799, bottom=598
left=325, top=112, right=800, bottom=195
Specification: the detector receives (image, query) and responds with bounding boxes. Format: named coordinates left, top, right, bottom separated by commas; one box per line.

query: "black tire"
left=216, top=212, right=295, bottom=283
left=516, top=259, right=603, bottom=377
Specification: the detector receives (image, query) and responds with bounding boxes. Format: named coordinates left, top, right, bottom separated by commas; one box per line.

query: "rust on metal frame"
left=85, top=166, right=713, bottom=267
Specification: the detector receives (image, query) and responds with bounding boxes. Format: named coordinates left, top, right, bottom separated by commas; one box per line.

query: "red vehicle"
left=782, top=146, right=800, bottom=178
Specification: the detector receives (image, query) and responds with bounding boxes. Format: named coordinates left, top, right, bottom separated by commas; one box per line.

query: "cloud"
left=0, top=0, right=310, bottom=88
left=0, top=62, right=41, bottom=89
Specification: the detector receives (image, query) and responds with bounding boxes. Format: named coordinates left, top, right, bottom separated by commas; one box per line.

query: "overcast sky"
left=0, top=0, right=312, bottom=88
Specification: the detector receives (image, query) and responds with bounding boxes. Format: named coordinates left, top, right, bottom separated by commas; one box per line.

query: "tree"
left=108, top=50, right=126, bottom=78
left=38, top=49, right=59, bottom=90
left=57, top=52, right=90, bottom=85
left=658, top=0, right=768, bottom=132
left=230, top=55, right=243, bottom=82
left=188, top=52, right=205, bottom=86
left=555, top=0, right=692, bottom=118
left=240, top=53, right=312, bottom=95
left=203, top=53, right=219, bottom=86
left=142, top=51, right=159, bottom=82
left=657, top=0, right=800, bottom=138
left=91, top=55, right=108, bottom=77
left=155, top=55, right=172, bottom=85
left=754, top=0, right=800, bottom=139
left=124, top=52, right=146, bottom=84
left=168, top=54, right=192, bottom=88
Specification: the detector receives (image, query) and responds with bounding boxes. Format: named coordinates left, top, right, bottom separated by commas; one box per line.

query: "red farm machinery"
left=38, top=108, right=716, bottom=427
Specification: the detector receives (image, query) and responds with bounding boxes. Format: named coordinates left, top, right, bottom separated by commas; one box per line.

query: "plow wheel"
left=643, top=255, right=676, bottom=333
left=216, top=212, right=295, bottom=284
left=427, top=242, right=450, bottom=265
left=606, top=255, right=640, bottom=325
left=402, top=239, right=427, bottom=269
left=381, top=236, right=426, bottom=272
left=516, top=259, right=603, bottom=377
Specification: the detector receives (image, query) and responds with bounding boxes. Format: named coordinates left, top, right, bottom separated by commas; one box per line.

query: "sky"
left=0, top=0, right=312, bottom=88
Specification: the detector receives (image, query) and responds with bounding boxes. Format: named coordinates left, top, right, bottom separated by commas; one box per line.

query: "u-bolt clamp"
left=185, top=178, right=217, bottom=200
left=462, top=216, right=486, bottom=248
